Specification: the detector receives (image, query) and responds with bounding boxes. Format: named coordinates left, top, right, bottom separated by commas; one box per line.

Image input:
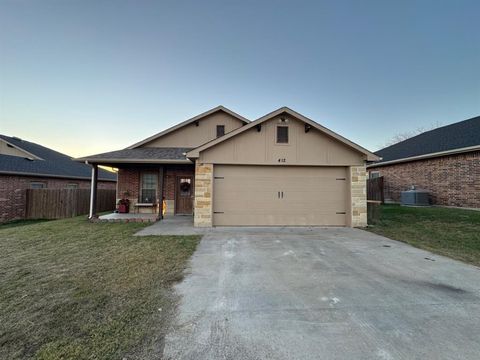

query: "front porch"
left=85, top=157, right=195, bottom=220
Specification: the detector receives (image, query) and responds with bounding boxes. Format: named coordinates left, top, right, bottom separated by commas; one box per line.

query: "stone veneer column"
left=350, top=165, right=367, bottom=227
left=194, top=162, right=213, bottom=227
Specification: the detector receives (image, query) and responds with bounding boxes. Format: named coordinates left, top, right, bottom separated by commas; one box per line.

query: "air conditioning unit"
left=401, top=186, right=430, bottom=206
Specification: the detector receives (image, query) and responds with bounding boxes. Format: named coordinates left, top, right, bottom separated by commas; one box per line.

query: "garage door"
left=213, top=165, right=348, bottom=226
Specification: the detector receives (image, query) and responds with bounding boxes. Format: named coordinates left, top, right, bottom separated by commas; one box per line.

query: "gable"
left=198, top=114, right=366, bottom=166
left=128, top=106, right=249, bottom=149
left=0, top=137, right=42, bottom=160
left=140, top=110, right=246, bottom=148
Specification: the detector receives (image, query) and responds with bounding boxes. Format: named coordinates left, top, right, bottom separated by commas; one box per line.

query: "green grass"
left=0, top=216, right=200, bottom=360
left=367, top=205, right=480, bottom=266
left=0, top=219, right=52, bottom=229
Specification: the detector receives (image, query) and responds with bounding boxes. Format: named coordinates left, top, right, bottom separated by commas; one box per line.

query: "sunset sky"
left=1, top=0, right=479, bottom=158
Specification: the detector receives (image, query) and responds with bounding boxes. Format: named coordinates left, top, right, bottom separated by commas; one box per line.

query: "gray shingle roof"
left=0, top=135, right=117, bottom=181
left=374, top=115, right=480, bottom=163
left=78, top=147, right=193, bottom=162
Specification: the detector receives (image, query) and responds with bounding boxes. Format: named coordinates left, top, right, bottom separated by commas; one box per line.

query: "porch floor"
left=98, top=212, right=159, bottom=222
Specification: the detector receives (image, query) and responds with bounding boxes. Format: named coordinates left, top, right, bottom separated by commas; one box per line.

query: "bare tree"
left=381, top=121, right=443, bottom=148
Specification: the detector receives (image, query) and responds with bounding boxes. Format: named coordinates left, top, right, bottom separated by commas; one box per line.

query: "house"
left=0, top=135, right=117, bottom=223
left=77, top=106, right=379, bottom=227
left=368, top=115, right=480, bottom=208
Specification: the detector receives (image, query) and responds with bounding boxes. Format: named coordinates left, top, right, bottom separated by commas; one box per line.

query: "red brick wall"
left=0, top=175, right=116, bottom=223
left=368, top=151, right=480, bottom=208
left=117, top=168, right=141, bottom=204
left=117, top=165, right=194, bottom=212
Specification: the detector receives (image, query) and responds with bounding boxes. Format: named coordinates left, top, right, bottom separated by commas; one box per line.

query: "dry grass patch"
left=0, top=217, right=200, bottom=359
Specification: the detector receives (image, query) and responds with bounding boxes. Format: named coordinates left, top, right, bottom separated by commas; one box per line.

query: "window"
left=66, top=183, right=78, bottom=189
left=276, top=125, right=289, bottom=144
left=370, top=171, right=380, bottom=179
left=216, top=125, right=225, bottom=138
left=140, top=173, right=157, bottom=203
left=30, top=182, right=46, bottom=189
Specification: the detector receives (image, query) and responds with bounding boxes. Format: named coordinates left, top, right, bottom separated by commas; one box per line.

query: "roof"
left=127, top=105, right=250, bottom=149
left=0, top=135, right=117, bottom=181
left=371, top=115, right=480, bottom=166
left=76, top=147, right=193, bottom=164
left=187, top=107, right=380, bottom=161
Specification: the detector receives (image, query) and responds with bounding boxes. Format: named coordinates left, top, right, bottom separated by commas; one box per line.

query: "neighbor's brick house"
left=0, top=135, right=116, bottom=223
left=368, top=116, right=480, bottom=208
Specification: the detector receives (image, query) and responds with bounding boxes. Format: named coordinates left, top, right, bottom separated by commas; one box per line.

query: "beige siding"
left=212, top=165, right=348, bottom=226
left=0, top=139, right=36, bottom=158
left=199, top=115, right=365, bottom=166
left=142, top=111, right=245, bottom=148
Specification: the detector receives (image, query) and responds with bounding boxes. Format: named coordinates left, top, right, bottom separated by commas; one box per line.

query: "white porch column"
left=89, top=164, right=98, bottom=219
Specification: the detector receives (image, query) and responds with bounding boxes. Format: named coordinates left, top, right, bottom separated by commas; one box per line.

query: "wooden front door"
left=175, top=176, right=194, bottom=214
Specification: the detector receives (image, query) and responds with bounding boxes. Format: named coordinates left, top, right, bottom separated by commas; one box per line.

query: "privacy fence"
left=367, top=176, right=384, bottom=203
left=25, top=189, right=116, bottom=219
left=367, top=176, right=384, bottom=224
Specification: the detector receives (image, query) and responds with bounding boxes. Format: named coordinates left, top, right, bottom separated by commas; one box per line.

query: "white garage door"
left=213, top=165, right=348, bottom=226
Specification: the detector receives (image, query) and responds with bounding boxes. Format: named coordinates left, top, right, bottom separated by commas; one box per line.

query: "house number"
left=278, top=158, right=286, bottom=163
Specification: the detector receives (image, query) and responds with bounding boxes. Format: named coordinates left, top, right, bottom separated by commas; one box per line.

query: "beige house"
left=77, top=106, right=378, bottom=227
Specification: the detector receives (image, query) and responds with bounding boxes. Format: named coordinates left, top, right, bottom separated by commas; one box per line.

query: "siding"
left=199, top=115, right=366, bottom=166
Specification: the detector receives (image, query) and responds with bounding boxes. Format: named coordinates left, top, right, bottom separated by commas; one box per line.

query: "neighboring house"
left=0, top=135, right=117, bottom=223
left=77, top=106, right=379, bottom=227
left=368, top=115, right=480, bottom=208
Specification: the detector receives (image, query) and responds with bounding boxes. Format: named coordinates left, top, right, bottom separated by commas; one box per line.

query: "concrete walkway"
left=162, top=227, right=480, bottom=360
left=135, top=216, right=367, bottom=237
left=134, top=216, right=202, bottom=236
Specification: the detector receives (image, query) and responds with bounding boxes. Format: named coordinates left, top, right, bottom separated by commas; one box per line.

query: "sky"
left=1, top=0, right=479, bottom=157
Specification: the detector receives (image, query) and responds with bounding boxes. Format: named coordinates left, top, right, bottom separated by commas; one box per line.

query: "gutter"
left=367, top=144, right=480, bottom=168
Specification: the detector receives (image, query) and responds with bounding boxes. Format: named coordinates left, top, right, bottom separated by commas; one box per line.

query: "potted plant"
left=117, top=192, right=130, bottom=213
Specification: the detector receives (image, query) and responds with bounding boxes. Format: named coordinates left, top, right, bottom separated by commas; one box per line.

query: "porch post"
left=89, top=163, right=98, bottom=219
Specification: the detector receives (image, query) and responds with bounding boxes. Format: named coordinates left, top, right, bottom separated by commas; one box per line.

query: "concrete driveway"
left=161, top=227, right=480, bottom=360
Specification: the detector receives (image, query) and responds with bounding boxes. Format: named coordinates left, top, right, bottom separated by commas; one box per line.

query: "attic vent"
left=12, top=136, right=22, bottom=141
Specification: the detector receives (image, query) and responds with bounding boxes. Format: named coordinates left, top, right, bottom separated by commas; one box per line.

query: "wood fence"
left=367, top=176, right=384, bottom=203
left=25, top=189, right=116, bottom=219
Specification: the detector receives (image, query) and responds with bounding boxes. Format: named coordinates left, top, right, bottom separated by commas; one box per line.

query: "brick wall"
left=117, top=165, right=195, bottom=215
left=368, top=151, right=480, bottom=208
left=117, top=168, right=140, bottom=205
left=0, top=175, right=115, bottom=223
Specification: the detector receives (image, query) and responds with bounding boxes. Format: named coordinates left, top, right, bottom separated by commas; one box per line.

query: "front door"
left=175, top=176, right=194, bottom=215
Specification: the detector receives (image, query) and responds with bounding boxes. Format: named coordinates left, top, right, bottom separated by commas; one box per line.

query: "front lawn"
left=367, top=205, right=480, bottom=266
left=0, top=217, right=200, bottom=360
